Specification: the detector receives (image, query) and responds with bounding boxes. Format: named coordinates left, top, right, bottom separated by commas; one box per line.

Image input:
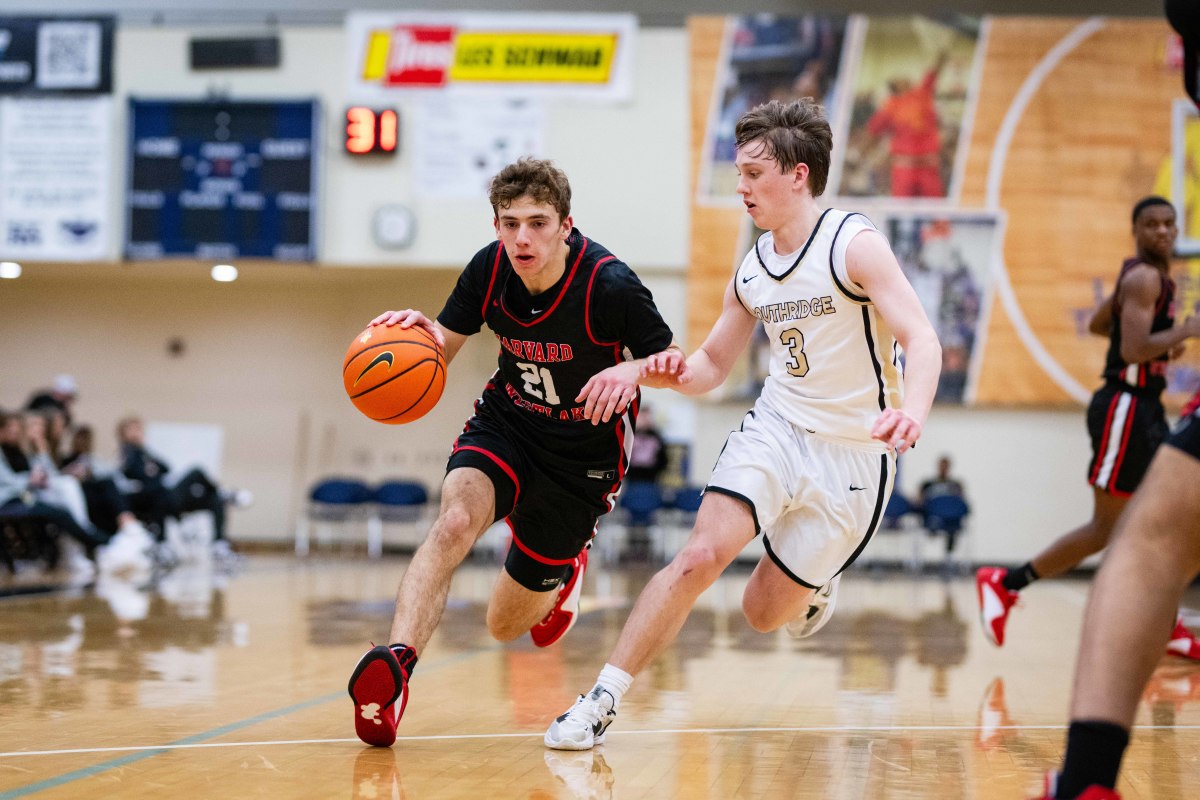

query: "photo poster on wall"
left=0, top=96, right=112, bottom=261
left=712, top=209, right=1001, bottom=406
left=1161, top=98, right=1200, bottom=400
left=697, top=14, right=850, bottom=204
left=837, top=14, right=984, bottom=203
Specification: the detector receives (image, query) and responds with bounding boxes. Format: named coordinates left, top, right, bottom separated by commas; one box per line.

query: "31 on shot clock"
left=345, top=107, right=399, bottom=155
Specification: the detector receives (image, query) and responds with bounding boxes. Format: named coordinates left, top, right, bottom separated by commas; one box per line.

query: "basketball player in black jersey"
left=346, top=158, right=683, bottom=747
left=977, top=197, right=1200, bottom=655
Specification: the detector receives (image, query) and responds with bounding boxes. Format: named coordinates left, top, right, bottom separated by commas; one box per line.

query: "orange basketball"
left=343, top=324, right=446, bottom=424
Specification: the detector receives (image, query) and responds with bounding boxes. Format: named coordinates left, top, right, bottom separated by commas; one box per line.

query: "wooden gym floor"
left=1, top=555, right=1199, bottom=799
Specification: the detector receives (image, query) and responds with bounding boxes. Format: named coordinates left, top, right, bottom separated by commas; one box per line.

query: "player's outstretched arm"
left=370, top=309, right=468, bottom=365
left=846, top=230, right=942, bottom=453
left=646, top=279, right=757, bottom=398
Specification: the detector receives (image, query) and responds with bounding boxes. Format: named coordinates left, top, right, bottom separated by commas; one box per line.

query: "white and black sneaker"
left=786, top=575, right=840, bottom=638
left=544, top=686, right=617, bottom=751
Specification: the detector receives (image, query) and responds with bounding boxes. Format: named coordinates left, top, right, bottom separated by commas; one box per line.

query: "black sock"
left=388, top=643, right=418, bottom=676
left=1057, top=720, right=1129, bottom=798
left=1003, top=561, right=1039, bottom=592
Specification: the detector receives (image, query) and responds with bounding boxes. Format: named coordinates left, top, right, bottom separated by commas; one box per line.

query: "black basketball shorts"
left=1086, top=385, right=1168, bottom=497
left=1165, top=406, right=1200, bottom=463
left=447, top=410, right=619, bottom=592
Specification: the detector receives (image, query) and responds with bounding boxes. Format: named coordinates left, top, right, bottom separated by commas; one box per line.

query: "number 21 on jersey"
left=517, top=361, right=561, bottom=404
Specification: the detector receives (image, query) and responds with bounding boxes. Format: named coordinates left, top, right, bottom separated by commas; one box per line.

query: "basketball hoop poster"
left=344, top=12, right=636, bottom=102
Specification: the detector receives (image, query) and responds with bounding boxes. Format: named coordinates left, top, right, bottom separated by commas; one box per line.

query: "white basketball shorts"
left=706, top=402, right=895, bottom=587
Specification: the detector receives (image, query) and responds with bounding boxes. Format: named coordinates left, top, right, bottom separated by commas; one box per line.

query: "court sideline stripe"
left=0, top=645, right=493, bottom=799
left=7, top=722, right=1200, bottom=760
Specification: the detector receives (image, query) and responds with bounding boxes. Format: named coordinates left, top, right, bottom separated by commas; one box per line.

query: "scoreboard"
left=126, top=99, right=319, bottom=261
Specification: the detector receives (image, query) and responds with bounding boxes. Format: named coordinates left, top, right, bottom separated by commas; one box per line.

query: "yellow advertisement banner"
left=449, top=32, right=617, bottom=84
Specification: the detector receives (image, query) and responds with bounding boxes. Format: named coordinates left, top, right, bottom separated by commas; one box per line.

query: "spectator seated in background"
left=625, top=406, right=670, bottom=486
left=117, top=416, right=250, bottom=562
left=918, top=455, right=970, bottom=554
left=59, top=424, right=154, bottom=552
left=26, top=374, right=79, bottom=427
left=0, top=410, right=113, bottom=578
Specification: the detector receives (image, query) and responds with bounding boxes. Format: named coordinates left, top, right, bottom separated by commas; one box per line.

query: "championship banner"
left=0, top=96, right=112, bottom=261
left=345, top=12, right=636, bottom=102
left=0, top=16, right=114, bottom=95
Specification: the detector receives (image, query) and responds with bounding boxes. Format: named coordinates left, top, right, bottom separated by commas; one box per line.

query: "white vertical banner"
left=413, top=95, right=545, bottom=198
left=0, top=96, right=112, bottom=261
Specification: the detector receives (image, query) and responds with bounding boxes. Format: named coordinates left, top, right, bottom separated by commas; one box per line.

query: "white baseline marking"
left=6, top=722, right=1200, bottom=758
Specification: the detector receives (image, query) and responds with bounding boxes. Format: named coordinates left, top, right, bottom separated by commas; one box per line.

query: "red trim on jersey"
left=499, top=236, right=590, bottom=328
left=1183, top=389, right=1200, bottom=418
left=1090, top=393, right=1122, bottom=485
left=481, top=245, right=502, bottom=320
left=508, top=524, right=577, bottom=565
left=451, top=445, right=521, bottom=503
left=1107, top=396, right=1138, bottom=495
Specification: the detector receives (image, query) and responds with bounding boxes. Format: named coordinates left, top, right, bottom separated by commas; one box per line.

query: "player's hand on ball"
left=871, top=409, right=921, bottom=454
left=371, top=309, right=445, bottom=349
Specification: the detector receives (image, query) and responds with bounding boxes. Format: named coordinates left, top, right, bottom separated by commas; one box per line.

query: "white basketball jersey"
left=734, top=208, right=903, bottom=449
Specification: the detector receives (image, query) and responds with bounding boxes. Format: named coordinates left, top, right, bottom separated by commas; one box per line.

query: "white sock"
left=594, top=663, right=634, bottom=709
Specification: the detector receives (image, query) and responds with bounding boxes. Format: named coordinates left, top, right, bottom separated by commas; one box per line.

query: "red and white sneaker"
left=976, top=566, right=1020, bottom=647
left=1165, top=617, right=1200, bottom=660
left=1034, top=772, right=1121, bottom=799
left=349, top=644, right=415, bottom=747
left=531, top=546, right=588, bottom=648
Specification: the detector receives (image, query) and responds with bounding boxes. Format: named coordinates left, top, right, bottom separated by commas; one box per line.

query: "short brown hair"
left=735, top=99, right=833, bottom=196
left=488, top=157, right=572, bottom=221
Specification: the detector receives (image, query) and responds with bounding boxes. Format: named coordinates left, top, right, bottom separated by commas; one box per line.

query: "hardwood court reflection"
left=1, top=558, right=1200, bottom=798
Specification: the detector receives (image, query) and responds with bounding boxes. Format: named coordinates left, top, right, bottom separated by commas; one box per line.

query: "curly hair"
left=488, top=157, right=572, bottom=221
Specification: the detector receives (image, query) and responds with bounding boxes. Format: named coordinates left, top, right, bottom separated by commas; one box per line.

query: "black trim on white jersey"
left=861, top=306, right=887, bottom=411
left=828, top=212, right=870, bottom=303
left=833, top=454, right=889, bottom=577
left=754, top=208, right=833, bottom=281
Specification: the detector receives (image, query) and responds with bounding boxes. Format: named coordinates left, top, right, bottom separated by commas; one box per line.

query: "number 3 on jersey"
left=780, top=328, right=810, bottom=377
left=517, top=361, right=561, bottom=404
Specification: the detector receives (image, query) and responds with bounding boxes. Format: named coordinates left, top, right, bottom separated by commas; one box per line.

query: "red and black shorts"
left=447, top=409, right=620, bottom=592
left=1086, top=384, right=1168, bottom=497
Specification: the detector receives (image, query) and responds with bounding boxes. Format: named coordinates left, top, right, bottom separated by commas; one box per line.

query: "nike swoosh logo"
left=741, top=274, right=757, bottom=284
left=849, top=485, right=866, bottom=491
left=530, top=308, right=542, bottom=315
left=354, top=351, right=394, bottom=386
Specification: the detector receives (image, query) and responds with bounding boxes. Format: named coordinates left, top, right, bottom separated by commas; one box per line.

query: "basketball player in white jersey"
left=544, top=98, right=942, bottom=750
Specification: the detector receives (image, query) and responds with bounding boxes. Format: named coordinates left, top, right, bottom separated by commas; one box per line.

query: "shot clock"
left=344, top=107, right=399, bottom=155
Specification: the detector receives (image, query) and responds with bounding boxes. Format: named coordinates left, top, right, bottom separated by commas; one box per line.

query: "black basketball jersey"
left=438, top=228, right=673, bottom=462
left=1102, top=257, right=1175, bottom=396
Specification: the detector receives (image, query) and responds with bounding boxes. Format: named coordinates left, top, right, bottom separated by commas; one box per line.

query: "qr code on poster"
left=36, top=21, right=102, bottom=89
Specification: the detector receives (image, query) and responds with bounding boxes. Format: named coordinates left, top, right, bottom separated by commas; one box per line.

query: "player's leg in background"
left=1053, top=445, right=1200, bottom=797
left=1028, top=488, right=1127, bottom=579
left=1070, top=446, right=1200, bottom=727
left=741, top=555, right=816, bottom=632
left=606, top=490, right=755, bottom=676
left=487, top=549, right=574, bottom=641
